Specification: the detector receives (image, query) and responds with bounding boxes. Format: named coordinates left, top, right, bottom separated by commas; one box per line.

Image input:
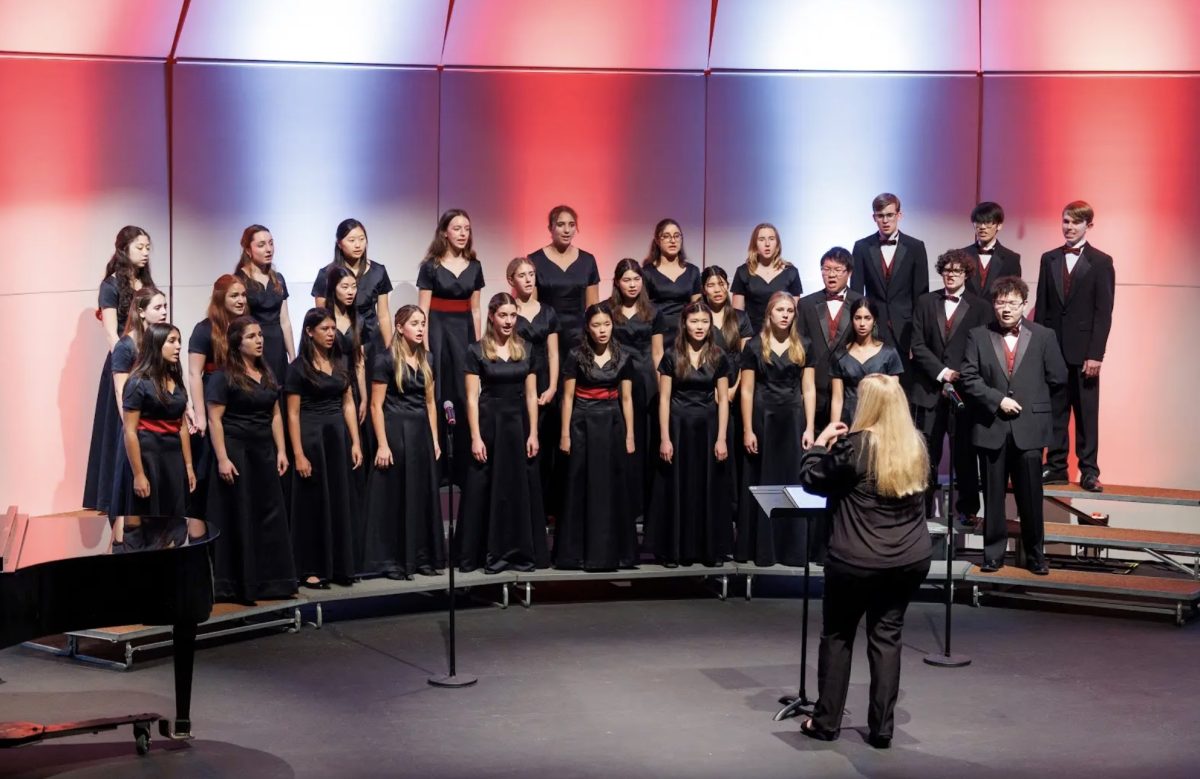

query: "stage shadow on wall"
left=53, top=307, right=106, bottom=512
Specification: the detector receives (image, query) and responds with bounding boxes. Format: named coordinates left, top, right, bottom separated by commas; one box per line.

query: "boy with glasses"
left=798, top=247, right=862, bottom=430
left=963, top=202, right=1022, bottom=299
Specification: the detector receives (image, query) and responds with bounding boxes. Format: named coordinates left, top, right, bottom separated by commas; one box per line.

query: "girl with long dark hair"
left=641, top=218, right=701, bottom=343
left=731, top=223, right=802, bottom=333
left=84, top=225, right=155, bottom=512
left=645, top=301, right=733, bottom=567
left=555, top=303, right=637, bottom=570
left=234, top=224, right=294, bottom=386
left=830, top=298, right=904, bottom=424
left=122, top=323, right=193, bottom=517
left=205, top=316, right=296, bottom=604
left=363, top=305, right=445, bottom=579
left=312, top=218, right=393, bottom=355
left=285, top=308, right=363, bottom=589
left=456, top=293, right=548, bottom=573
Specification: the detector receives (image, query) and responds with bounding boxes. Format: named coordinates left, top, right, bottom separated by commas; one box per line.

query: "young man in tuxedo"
left=798, top=247, right=862, bottom=430
left=851, top=193, right=929, bottom=379
left=910, top=249, right=993, bottom=523
left=960, top=277, right=1067, bottom=574
left=963, top=201, right=1021, bottom=299
left=1033, top=201, right=1115, bottom=493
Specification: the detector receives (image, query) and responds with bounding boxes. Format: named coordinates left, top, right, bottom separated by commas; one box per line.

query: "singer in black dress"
left=204, top=318, right=296, bottom=604
left=363, top=306, right=445, bottom=579
left=528, top=204, right=600, bottom=359
left=642, top=219, right=701, bottom=342
left=831, top=298, right=904, bottom=424
left=555, top=304, right=637, bottom=570
left=456, top=294, right=549, bottom=573
left=285, top=309, right=363, bottom=588
left=731, top=223, right=803, bottom=333
left=737, top=293, right=818, bottom=566
left=646, top=302, right=733, bottom=567
left=312, top=219, right=393, bottom=360
left=703, top=266, right=754, bottom=518
left=235, top=225, right=294, bottom=386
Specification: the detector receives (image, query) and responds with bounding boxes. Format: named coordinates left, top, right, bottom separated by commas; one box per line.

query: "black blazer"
left=1033, top=243, right=1115, bottom=365
left=958, top=320, right=1068, bottom=451
left=850, top=231, right=929, bottom=352
left=961, top=241, right=1021, bottom=299
left=797, top=288, right=863, bottom=402
left=909, top=289, right=993, bottom=409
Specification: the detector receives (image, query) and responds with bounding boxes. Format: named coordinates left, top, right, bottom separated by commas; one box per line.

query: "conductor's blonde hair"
left=851, top=374, right=929, bottom=498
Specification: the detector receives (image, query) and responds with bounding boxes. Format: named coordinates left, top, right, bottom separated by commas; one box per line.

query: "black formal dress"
left=186, top=318, right=220, bottom=519
left=417, top=259, right=484, bottom=484
left=962, top=241, right=1021, bottom=300
left=850, top=231, right=929, bottom=373
left=311, top=261, right=393, bottom=360
left=736, top=336, right=817, bottom=566
left=362, top=353, right=445, bottom=577
left=238, top=271, right=289, bottom=384
left=713, top=309, right=754, bottom=519
left=800, top=431, right=932, bottom=741
left=613, top=307, right=669, bottom=521
left=456, top=344, right=549, bottom=573
left=554, top=349, right=637, bottom=570
left=106, top=335, right=139, bottom=520
left=830, top=345, right=904, bottom=423
left=1034, top=243, right=1115, bottom=481
left=959, top=320, right=1068, bottom=565
left=284, top=360, right=357, bottom=584
left=797, top=289, right=862, bottom=429
left=528, top=248, right=599, bottom=358
left=517, top=303, right=562, bottom=518
left=731, top=263, right=803, bottom=333
left=122, top=377, right=190, bottom=518
left=910, top=289, right=993, bottom=517
left=335, top=323, right=370, bottom=516
left=83, top=276, right=126, bottom=512
left=204, top=370, right=296, bottom=604
left=645, top=350, right=734, bottom=566
left=642, top=262, right=701, bottom=343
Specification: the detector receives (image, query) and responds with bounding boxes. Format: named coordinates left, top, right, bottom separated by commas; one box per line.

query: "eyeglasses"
left=659, top=233, right=682, bottom=241
left=993, top=300, right=1024, bottom=310
left=822, top=267, right=849, bottom=276
left=873, top=211, right=899, bottom=220
left=941, top=268, right=966, bottom=277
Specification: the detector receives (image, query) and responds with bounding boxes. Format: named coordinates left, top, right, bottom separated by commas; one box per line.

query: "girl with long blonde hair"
left=731, top=223, right=802, bottom=333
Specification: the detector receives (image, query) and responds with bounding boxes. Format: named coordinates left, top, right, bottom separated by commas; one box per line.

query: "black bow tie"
left=942, top=293, right=960, bottom=303
left=1002, top=325, right=1020, bottom=337
left=977, top=246, right=993, bottom=256
left=825, top=292, right=845, bottom=302
left=879, top=238, right=897, bottom=246
left=1064, top=246, right=1082, bottom=256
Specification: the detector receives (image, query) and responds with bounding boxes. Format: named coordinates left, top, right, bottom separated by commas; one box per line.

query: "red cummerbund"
left=204, top=361, right=217, bottom=374
left=575, top=387, right=617, bottom=401
left=138, top=418, right=182, bottom=435
left=430, top=297, right=472, bottom=313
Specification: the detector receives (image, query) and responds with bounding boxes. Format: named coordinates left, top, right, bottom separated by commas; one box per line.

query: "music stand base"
left=923, top=653, right=972, bottom=668
left=428, top=673, right=478, bottom=688
left=773, top=696, right=814, bottom=722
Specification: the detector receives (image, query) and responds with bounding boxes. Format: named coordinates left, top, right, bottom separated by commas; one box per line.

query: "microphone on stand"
left=942, top=383, right=965, bottom=411
left=443, top=401, right=456, bottom=427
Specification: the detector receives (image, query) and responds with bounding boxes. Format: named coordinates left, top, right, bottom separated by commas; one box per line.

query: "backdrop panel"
left=982, top=0, right=1200, bottom=73
left=705, top=73, right=980, bottom=292
left=171, top=62, right=440, bottom=333
left=710, top=0, right=979, bottom=73
left=438, top=70, right=707, bottom=300
left=444, top=0, right=710, bottom=71
left=0, top=0, right=182, bottom=58
left=175, top=0, right=448, bottom=66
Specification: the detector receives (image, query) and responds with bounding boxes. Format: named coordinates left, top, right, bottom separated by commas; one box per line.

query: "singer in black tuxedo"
left=959, top=278, right=1068, bottom=572
left=797, top=248, right=861, bottom=429
left=963, top=201, right=1021, bottom=299
left=910, top=251, right=993, bottom=520
left=850, top=194, right=929, bottom=373
left=1033, top=203, right=1115, bottom=492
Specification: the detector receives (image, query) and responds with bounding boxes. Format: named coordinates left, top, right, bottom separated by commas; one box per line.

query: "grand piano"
left=1, top=509, right=216, bottom=752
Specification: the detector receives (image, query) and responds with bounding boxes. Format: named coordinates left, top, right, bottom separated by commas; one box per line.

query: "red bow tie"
left=942, top=293, right=960, bottom=303
left=825, top=292, right=845, bottom=302
left=1003, top=325, right=1020, bottom=337
left=1063, top=246, right=1082, bottom=256
left=879, top=238, right=897, bottom=246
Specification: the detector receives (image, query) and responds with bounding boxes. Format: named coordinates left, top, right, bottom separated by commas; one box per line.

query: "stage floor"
left=2, top=582, right=1198, bottom=778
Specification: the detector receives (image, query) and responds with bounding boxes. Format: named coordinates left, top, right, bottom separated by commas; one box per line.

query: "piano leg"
left=166, top=621, right=197, bottom=739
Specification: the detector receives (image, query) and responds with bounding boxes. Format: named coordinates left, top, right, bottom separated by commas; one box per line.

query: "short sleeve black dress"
left=612, top=307, right=670, bottom=521
left=831, top=344, right=905, bottom=423
left=204, top=369, right=296, bottom=603
left=239, top=270, right=290, bottom=384
left=105, top=334, right=139, bottom=519
left=554, top=348, right=637, bottom=570
left=417, top=258, right=484, bottom=484
left=284, top=359, right=357, bottom=585
left=455, top=343, right=549, bottom=573
left=362, top=352, right=445, bottom=578
left=83, top=276, right=128, bottom=513
left=311, top=261, right=394, bottom=358
left=642, top=262, right=701, bottom=343
left=528, top=248, right=600, bottom=359
left=736, top=336, right=822, bottom=566
left=731, top=263, right=803, bottom=334
left=186, top=318, right=221, bottom=518
left=517, top=302, right=563, bottom=516
left=645, top=350, right=734, bottom=567
left=122, top=375, right=189, bottom=518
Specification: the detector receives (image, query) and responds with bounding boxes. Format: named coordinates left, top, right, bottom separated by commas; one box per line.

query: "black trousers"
left=915, top=402, right=982, bottom=517
left=981, top=432, right=1045, bottom=564
left=1045, top=364, right=1100, bottom=478
left=812, top=557, right=930, bottom=739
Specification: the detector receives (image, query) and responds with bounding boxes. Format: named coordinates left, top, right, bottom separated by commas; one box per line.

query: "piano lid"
left=2, top=515, right=215, bottom=574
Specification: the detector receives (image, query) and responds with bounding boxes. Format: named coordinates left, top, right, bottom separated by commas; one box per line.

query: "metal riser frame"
left=971, top=585, right=1200, bottom=627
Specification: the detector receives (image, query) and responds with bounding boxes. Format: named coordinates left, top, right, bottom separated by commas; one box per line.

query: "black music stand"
left=749, top=485, right=827, bottom=721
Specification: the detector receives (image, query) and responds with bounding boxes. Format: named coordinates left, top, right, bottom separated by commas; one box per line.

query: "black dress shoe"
left=799, top=719, right=838, bottom=742
left=1081, top=474, right=1104, bottom=493
left=867, top=733, right=892, bottom=749
left=1028, top=560, right=1050, bottom=575
left=1042, top=469, right=1069, bottom=485
left=302, top=578, right=331, bottom=590
left=979, top=559, right=1003, bottom=573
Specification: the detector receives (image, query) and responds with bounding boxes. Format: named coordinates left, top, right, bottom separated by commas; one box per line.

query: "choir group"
left=80, top=195, right=1115, bottom=602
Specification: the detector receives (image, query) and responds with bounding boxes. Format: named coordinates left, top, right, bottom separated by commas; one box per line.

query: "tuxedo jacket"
left=797, top=288, right=864, bottom=399
left=1033, top=243, right=1115, bottom=364
left=962, top=241, right=1021, bottom=299
left=850, top=231, right=929, bottom=352
left=909, top=289, right=994, bottom=409
left=959, top=320, right=1068, bottom=451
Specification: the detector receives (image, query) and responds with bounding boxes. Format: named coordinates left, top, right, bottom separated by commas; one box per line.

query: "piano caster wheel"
left=134, top=723, right=151, bottom=755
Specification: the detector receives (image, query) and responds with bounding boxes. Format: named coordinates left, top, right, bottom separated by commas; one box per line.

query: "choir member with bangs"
left=312, top=218, right=393, bottom=357
left=731, top=223, right=802, bottom=333
left=363, top=305, right=445, bottom=579
left=233, top=224, right=294, bottom=387
left=797, top=247, right=862, bottom=430
left=205, top=316, right=296, bottom=604
left=325, top=265, right=369, bottom=423
left=701, top=265, right=753, bottom=517
left=641, top=218, right=701, bottom=343
left=555, top=303, right=637, bottom=570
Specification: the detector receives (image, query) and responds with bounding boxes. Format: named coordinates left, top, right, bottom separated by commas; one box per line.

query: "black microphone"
left=443, top=400, right=456, bottom=426
left=942, top=383, right=965, bottom=410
